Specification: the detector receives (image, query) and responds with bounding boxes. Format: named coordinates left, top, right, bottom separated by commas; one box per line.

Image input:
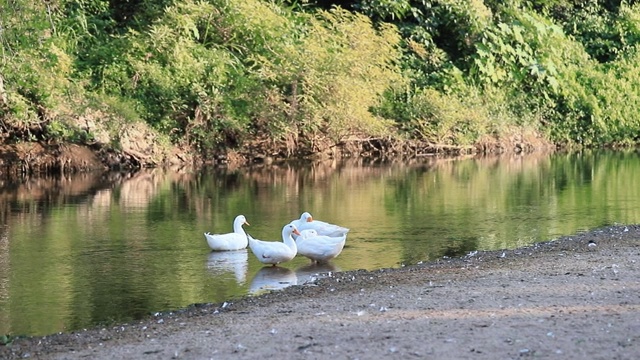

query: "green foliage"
left=373, top=0, right=640, bottom=147
left=464, top=6, right=640, bottom=146
left=376, top=85, right=493, bottom=146
left=96, top=0, right=250, bottom=151
left=0, top=334, right=14, bottom=346
left=469, top=11, right=572, bottom=111
left=91, top=0, right=404, bottom=153
left=552, top=46, right=640, bottom=145
left=2, top=0, right=640, bottom=155
left=46, top=119, right=95, bottom=143
left=250, top=7, right=403, bottom=141
left=357, top=0, right=413, bottom=20
left=533, top=0, right=640, bottom=63
left=355, top=0, right=495, bottom=90
left=0, top=1, right=81, bottom=138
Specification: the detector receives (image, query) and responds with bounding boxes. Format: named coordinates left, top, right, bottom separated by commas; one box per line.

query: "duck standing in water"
left=291, top=212, right=349, bottom=238
left=296, top=229, right=346, bottom=263
left=248, top=224, right=301, bottom=266
left=204, top=215, right=250, bottom=251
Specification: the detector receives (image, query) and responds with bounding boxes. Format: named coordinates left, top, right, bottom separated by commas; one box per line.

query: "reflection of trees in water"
left=0, top=224, right=8, bottom=331
left=0, top=172, right=108, bottom=208
left=240, top=158, right=421, bottom=189
left=438, top=236, right=480, bottom=260
left=0, top=169, right=194, bottom=243
left=118, top=171, right=167, bottom=208
left=0, top=152, right=559, bottom=218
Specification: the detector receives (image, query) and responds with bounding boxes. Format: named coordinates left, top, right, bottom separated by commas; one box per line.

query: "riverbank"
left=0, top=124, right=554, bottom=176
left=1, top=224, right=638, bottom=359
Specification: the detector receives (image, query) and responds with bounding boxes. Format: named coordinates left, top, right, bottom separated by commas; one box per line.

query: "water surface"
left=1, top=150, right=639, bottom=336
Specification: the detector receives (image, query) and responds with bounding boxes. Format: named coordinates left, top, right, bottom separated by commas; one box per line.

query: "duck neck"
left=282, top=231, right=297, bottom=252
left=234, top=220, right=245, bottom=234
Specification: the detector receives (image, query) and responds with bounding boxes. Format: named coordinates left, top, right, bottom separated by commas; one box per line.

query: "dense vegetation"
left=1, top=0, right=639, bottom=159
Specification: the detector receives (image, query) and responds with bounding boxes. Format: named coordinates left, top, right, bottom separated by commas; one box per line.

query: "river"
left=1, top=150, right=639, bottom=336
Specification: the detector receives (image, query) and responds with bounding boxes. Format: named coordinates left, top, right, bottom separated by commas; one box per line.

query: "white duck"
left=296, top=229, right=346, bottom=263
left=291, top=212, right=349, bottom=238
left=248, top=224, right=301, bottom=266
left=204, top=215, right=249, bottom=251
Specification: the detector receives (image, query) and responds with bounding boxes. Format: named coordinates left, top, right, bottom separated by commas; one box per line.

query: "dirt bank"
left=0, top=124, right=555, bottom=176
left=1, top=224, right=638, bottom=359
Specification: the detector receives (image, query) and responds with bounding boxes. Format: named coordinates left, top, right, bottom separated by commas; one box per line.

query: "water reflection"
left=249, top=266, right=298, bottom=294
left=247, top=262, right=340, bottom=295
left=206, top=250, right=249, bottom=284
left=1, top=150, right=640, bottom=336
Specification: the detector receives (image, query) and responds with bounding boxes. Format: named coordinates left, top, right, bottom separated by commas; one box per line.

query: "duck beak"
left=306, top=216, right=313, bottom=222
left=245, top=221, right=250, bottom=226
left=293, top=229, right=301, bottom=236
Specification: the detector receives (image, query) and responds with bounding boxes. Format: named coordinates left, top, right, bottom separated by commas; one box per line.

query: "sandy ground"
left=1, top=225, right=639, bottom=360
